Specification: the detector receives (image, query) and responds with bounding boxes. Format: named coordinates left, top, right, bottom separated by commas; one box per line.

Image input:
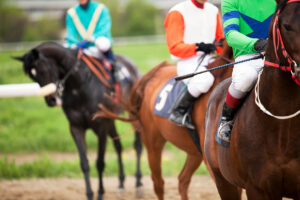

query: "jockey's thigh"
left=231, top=53, right=264, bottom=93
left=177, top=55, right=215, bottom=98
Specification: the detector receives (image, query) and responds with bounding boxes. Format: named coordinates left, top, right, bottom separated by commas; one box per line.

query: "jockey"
left=164, top=0, right=224, bottom=130
left=65, top=0, right=127, bottom=83
left=217, top=0, right=276, bottom=145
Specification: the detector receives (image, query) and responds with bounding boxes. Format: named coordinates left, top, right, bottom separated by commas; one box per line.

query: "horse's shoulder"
left=208, top=78, right=231, bottom=107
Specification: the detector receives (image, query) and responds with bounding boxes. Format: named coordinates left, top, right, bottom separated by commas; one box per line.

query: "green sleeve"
left=222, top=0, right=258, bottom=53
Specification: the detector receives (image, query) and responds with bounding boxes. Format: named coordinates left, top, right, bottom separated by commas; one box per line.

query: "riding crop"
left=175, top=53, right=264, bottom=81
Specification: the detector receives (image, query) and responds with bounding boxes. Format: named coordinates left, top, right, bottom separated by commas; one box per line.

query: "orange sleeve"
left=164, top=11, right=197, bottom=59
left=215, top=11, right=225, bottom=54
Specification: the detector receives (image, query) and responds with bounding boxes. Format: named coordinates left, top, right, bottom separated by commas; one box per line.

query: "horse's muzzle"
left=45, top=95, right=62, bottom=107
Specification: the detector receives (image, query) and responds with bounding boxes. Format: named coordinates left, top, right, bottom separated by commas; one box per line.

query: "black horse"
left=15, top=42, right=143, bottom=200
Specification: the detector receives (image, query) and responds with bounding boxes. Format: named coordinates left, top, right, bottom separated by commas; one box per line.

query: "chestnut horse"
left=205, top=0, right=300, bottom=199
left=96, top=42, right=233, bottom=200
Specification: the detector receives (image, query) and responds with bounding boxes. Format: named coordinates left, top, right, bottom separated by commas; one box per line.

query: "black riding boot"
left=216, top=103, right=237, bottom=145
left=169, top=90, right=197, bottom=130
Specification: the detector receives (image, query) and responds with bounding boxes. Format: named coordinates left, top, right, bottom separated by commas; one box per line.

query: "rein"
left=264, top=0, right=300, bottom=86
left=56, top=49, right=113, bottom=96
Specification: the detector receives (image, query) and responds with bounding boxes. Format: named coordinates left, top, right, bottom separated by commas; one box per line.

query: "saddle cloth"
left=153, top=77, right=186, bottom=118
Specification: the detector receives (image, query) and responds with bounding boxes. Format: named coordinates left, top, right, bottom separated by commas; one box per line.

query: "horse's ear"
left=12, top=55, right=25, bottom=62
left=31, top=49, right=40, bottom=60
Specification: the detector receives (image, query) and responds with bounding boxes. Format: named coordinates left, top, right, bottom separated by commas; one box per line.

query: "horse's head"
left=267, top=0, right=300, bottom=78
left=15, top=46, right=63, bottom=107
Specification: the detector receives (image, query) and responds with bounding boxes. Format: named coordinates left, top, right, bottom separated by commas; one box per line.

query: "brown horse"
left=95, top=42, right=233, bottom=200
left=204, top=0, right=300, bottom=199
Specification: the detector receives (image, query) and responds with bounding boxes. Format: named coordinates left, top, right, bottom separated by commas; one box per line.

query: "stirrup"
left=215, top=117, right=233, bottom=146
left=182, top=113, right=195, bottom=130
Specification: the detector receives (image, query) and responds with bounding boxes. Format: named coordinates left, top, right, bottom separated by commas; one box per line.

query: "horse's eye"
left=31, top=68, right=37, bottom=77
left=283, top=24, right=293, bottom=31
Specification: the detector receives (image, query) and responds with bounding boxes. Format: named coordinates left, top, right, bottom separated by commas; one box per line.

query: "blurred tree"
left=124, top=0, right=160, bottom=36
left=98, top=0, right=162, bottom=37
left=0, top=0, right=28, bottom=42
left=23, top=17, right=63, bottom=41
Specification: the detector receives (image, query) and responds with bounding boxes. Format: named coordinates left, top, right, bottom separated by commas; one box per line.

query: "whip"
left=175, top=54, right=264, bottom=81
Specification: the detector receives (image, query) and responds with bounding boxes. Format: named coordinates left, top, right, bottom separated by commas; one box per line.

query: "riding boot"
left=216, top=103, right=237, bottom=145
left=169, top=90, right=197, bottom=130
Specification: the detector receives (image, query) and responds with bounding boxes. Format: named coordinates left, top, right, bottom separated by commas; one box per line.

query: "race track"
left=0, top=176, right=241, bottom=200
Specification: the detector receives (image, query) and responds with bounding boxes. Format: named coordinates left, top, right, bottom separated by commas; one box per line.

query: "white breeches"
left=177, top=55, right=215, bottom=98
left=230, top=53, right=264, bottom=98
left=82, top=46, right=104, bottom=59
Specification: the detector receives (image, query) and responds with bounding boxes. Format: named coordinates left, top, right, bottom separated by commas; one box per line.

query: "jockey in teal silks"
left=65, top=0, right=128, bottom=83
left=216, top=0, right=276, bottom=146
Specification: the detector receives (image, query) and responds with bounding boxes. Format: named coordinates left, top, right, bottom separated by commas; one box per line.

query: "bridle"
left=264, top=0, right=300, bottom=85
left=255, top=0, right=300, bottom=119
left=55, top=49, right=82, bottom=96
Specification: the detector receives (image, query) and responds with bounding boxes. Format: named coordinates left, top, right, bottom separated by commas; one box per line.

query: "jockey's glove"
left=196, top=42, right=216, bottom=54
left=254, top=39, right=268, bottom=53
left=77, top=40, right=90, bottom=49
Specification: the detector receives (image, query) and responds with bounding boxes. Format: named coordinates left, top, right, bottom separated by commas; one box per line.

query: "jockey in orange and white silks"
left=164, top=0, right=224, bottom=130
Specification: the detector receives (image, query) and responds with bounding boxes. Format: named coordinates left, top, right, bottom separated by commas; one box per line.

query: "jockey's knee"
left=188, top=73, right=215, bottom=97
left=233, top=68, right=258, bottom=92
left=95, top=37, right=111, bottom=52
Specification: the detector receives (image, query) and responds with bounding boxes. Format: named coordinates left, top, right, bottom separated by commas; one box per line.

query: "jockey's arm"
left=164, top=11, right=197, bottom=59
left=215, top=11, right=225, bottom=54
left=65, top=13, right=80, bottom=49
left=93, top=6, right=113, bottom=52
left=222, top=0, right=258, bottom=53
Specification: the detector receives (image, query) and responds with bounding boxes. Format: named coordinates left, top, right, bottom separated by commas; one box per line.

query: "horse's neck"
left=40, top=44, right=77, bottom=72
left=258, top=66, right=300, bottom=113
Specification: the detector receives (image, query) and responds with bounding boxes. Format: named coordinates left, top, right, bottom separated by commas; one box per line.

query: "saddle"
left=80, top=53, right=121, bottom=102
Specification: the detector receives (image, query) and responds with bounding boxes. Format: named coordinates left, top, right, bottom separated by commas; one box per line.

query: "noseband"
left=264, top=0, right=300, bottom=85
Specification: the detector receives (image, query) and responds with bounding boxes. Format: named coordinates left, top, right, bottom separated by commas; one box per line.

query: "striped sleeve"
left=93, top=6, right=113, bottom=44
left=164, top=11, right=197, bottom=59
left=65, top=11, right=80, bottom=48
left=222, top=0, right=257, bottom=52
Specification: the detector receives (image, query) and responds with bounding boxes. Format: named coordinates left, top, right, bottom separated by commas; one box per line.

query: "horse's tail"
left=93, top=61, right=170, bottom=123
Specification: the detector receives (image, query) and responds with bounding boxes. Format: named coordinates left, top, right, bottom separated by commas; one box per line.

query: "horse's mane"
left=21, top=42, right=76, bottom=74
left=278, top=0, right=289, bottom=10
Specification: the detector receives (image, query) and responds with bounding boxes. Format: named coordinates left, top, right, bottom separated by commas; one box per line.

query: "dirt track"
left=0, top=176, right=244, bottom=200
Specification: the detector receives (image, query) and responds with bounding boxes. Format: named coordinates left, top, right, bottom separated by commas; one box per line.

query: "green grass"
left=0, top=151, right=208, bottom=179
left=0, top=43, right=208, bottom=178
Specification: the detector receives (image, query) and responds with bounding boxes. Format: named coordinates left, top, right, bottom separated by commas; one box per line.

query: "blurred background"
left=0, top=0, right=220, bottom=182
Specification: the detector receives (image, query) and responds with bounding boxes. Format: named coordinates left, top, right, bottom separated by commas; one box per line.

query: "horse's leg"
left=245, top=188, right=266, bottom=200
left=142, top=130, right=166, bottom=200
left=106, top=122, right=125, bottom=193
left=213, top=171, right=241, bottom=200
left=95, top=130, right=107, bottom=200
left=178, top=154, right=202, bottom=200
left=134, top=130, right=144, bottom=197
left=70, top=125, right=93, bottom=200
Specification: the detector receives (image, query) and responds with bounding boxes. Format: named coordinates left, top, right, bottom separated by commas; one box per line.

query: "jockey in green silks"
left=216, top=0, right=276, bottom=146
left=65, top=0, right=130, bottom=83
